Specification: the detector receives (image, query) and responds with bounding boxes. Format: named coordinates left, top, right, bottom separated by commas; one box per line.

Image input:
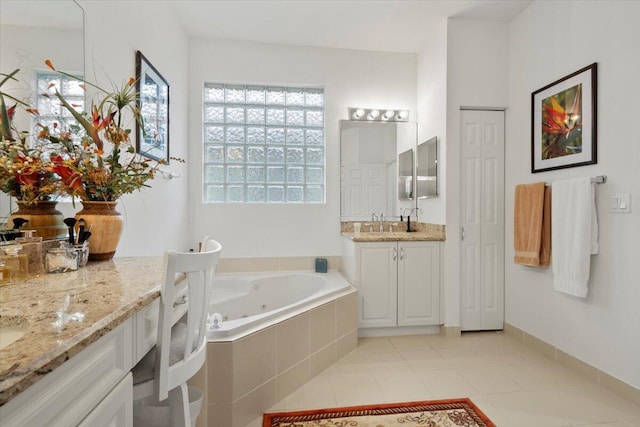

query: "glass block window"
left=36, top=72, right=84, bottom=133
left=203, top=84, right=325, bottom=203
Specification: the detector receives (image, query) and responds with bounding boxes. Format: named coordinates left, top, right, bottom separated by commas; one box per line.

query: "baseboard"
left=439, top=325, right=461, bottom=338
left=358, top=325, right=441, bottom=338
left=504, top=322, right=640, bottom=406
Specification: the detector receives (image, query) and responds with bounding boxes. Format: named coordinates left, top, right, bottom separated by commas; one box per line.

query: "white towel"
left=551, top=177, right=599, bottom=297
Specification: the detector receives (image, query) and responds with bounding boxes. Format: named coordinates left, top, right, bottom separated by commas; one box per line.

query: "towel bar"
left=545, top=175, right=607, bottom=186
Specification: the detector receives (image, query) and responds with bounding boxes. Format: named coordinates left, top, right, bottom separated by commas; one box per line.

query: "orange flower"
left=49, top=155, right=83, bottom=192
left=14, top=156, right=44, bottom=187
left=7, top=104, right=16, bottom=121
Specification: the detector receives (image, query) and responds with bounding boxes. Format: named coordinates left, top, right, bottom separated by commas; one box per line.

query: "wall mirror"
left=0, top=0, right=84, bottom=220
left=398, top=148, right=414, bottom=200
left=340, top=120, right=417, bottom=221
left=417, top=136, right=438, bottom=198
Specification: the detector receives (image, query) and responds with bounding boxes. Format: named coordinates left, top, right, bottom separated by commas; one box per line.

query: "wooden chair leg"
left=169, top=383, right=190, bottom=427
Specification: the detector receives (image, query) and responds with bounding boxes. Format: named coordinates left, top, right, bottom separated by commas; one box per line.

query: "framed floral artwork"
left=135, top=51, right=170, bottom=163
left=531, top=63, right=597, bottom=173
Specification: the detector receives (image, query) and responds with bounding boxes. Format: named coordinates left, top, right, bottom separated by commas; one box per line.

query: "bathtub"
left=206, top=270, right=355, bottom=341
left=205, top=270, right=358, bottom=425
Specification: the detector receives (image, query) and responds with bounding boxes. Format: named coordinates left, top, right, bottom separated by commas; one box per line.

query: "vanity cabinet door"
left=0, top=321, right=133, bottom=427
left=356, top=242, right=397, bottom=328
left=78, top=373, right=132, bottom=427
left=397, top=241, right=440, bottom=326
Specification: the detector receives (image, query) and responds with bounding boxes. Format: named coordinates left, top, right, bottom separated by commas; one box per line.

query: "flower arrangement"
left=0, top=69, right=61, bottom=204
left=0, top=60, right=175, bottom=204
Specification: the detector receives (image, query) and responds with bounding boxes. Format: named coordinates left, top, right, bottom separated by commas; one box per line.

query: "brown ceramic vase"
left=75, top=201, right=123, bottom=261
left=8, top=201, right=67, bottom=239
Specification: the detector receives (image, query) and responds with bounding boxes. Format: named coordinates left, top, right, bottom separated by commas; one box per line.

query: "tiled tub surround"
left=341, top=221, right=446, bottom=242
left=216, top=255, right=343, bottom=274
left=0, top=257, right=165, bottom=406
left=206, top=286, right=358, bottom=427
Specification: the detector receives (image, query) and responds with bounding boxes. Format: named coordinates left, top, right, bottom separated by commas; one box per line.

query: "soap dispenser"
left=0, top=245, right=28, bottom=280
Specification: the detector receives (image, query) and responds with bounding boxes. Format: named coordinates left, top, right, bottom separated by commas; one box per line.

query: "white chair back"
left=154, top=238, right=222, bottom=402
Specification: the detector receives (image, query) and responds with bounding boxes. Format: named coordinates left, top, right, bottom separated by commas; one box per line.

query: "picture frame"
left=135, top=51, right=170, bottom=163
left=531, top=63, right=597, bottom=173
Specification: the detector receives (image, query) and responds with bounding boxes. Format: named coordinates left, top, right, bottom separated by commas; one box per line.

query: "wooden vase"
left=8, top=201, right=67, bottom=240
left=75, top=201, right=124, bottom=261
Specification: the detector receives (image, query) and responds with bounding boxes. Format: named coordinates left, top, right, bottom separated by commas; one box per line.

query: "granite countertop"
left=0, top=257, right=165, bottom=406
left=343, top=230, right=446, bottom=242
left=341, top=221, right=446, bottom=242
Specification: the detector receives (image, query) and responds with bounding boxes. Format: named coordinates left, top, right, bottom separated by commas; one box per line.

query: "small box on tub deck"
left=315, top=258, right=328, bottom=273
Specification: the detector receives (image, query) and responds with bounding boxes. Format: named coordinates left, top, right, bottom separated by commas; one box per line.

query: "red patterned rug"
left=263, top=397, right=496, bottom=426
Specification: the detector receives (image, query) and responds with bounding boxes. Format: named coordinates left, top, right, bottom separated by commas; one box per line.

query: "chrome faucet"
left=379, top=213, right=385, bottom=232
left=369, top=214, right=377, bottom=232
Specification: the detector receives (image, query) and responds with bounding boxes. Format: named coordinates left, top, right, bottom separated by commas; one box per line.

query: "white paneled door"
left=460, top=110, right=505, bottom=331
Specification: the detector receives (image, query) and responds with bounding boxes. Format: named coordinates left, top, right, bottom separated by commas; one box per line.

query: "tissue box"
left=315, top=258, right=328, bottom=273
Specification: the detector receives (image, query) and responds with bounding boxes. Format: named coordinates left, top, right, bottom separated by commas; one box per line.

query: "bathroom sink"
left=0, top=316, right=28, bottom=351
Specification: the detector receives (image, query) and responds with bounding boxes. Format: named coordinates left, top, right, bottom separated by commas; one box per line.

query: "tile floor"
left=247, top=332, right=640, bottom=427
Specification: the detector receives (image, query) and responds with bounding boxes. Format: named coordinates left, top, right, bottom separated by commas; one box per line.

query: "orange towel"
left=514, top=182, right=550, bottom=267
left=540, top=186, right=552, bottom=267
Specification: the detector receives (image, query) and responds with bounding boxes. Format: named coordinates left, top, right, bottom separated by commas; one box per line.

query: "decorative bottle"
left=0, top=245, right=28, bottom=280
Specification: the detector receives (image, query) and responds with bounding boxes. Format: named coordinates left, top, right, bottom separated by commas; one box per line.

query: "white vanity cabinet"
left=0, top=292, right=188, bottom=427
left=0, top=257, right=185, bottom=427
left=0, top=321, right=134, bottom=427
left=343, top=238, right=441, bottom=330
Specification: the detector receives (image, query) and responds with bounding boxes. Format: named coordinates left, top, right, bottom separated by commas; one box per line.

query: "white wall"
left=188, top=39, right=417, bottom=258
left=506, top=0, right=640, bottom=389
left=443, top=19, right=509, bottom=327
left=76, top=1, right=191, bottom=255
left=416, top=19, right=447, bottom=225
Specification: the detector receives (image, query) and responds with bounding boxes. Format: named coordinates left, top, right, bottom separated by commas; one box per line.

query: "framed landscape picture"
left=135, top=51, right=170, bottom=163
left=531, top=63, right=597, bottom=173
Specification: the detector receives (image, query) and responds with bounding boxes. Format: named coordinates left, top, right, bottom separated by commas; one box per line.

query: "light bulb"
left=352, top=108, right=365, bottom=119
left=367, top=109, right=380, bottom=120
left=382, top=110, right=395, bottom=120
left=396, top=110, right=408, bottom=120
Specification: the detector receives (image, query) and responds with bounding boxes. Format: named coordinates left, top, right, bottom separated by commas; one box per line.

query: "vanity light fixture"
left=352, top=108, right=365, bottom=119
left=382, top=110, right=395, bottom=121
left=348, top=107, right=409, bottom=122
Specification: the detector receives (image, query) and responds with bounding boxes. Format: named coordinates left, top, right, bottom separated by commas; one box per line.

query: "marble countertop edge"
left=0, top=257, right=165, bottom=407
left=342, top=231, right=446, bottom=242
left=0, top=289, right=160, bottom=406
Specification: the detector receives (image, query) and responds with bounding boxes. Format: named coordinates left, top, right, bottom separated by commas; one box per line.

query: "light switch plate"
left=610, top=193, right=632, bottom=213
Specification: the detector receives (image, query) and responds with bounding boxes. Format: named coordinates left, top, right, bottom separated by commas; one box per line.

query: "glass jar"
left=46, top=243, right=78, bottom=273
left=72, top=241, right=89, bottom=267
